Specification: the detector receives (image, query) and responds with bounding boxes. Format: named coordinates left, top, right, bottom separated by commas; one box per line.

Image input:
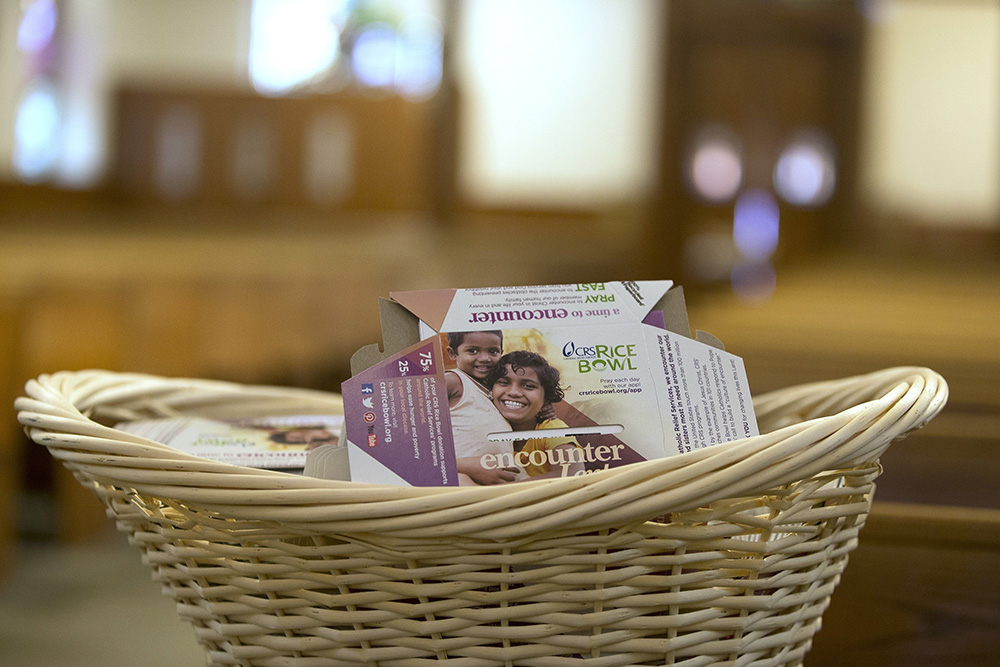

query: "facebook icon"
left=361, top=383, right=374, bottom=394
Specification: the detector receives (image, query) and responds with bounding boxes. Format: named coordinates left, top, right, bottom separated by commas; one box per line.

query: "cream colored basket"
left=16, top=367, right=947, bottom=667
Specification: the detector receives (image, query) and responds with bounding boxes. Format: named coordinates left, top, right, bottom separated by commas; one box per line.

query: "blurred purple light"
left=395, top=16, right=443, bottom=100
left=733, top=189, right=780, bottom=261
left=352, top=23, right=397, bottom=89
left=774, top=135, right=836, bottom=207
left=731, top=260, right=777, bottom=303
left=13, top=81, right=61, bottom=181
left=687, top=128, right=743, bottom=203
left=17, top=0, right=58, bottom=55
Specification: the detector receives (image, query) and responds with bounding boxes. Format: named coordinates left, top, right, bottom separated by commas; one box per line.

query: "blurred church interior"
left=1, top=1, right=998, bottom=664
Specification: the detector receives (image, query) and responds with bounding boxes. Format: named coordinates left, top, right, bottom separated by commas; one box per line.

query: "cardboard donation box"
left=340, top=281, right=758, bottom=486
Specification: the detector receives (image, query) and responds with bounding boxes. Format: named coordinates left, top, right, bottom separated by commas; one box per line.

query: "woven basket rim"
left=16, top=366, right=948, bottom=539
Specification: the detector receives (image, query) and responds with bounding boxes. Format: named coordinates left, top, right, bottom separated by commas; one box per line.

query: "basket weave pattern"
left=16, top=367, right=947, bottom=666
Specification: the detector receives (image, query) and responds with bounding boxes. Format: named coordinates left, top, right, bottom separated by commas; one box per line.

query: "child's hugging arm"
left=445, top=370, right=464, bottom=407
left=457, top=457, right=519, bottom=485
left=537, top=402, right=556, bottom=423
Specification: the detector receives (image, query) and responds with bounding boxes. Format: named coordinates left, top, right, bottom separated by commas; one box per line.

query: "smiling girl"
left=488, top=350, right=584, bottom=479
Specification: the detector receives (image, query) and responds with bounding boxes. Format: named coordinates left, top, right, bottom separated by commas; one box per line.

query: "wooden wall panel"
left=113, top=88, right=441, bottom=215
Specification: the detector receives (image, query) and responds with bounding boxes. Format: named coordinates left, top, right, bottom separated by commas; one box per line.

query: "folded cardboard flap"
left=695, top=330, right=725, bottom=351
left=350, top=285, right=724, bottom=374
left=350, top=297, right=421, bottom=375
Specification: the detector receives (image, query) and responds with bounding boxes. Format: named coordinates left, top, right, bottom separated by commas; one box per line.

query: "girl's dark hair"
left=447, top=330, right=503, bottom=350
left=488, top=350, right=564, bottom=404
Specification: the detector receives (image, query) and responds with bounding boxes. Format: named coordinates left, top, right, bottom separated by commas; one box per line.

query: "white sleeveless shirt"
left=448, top=368, right=512, bottom=458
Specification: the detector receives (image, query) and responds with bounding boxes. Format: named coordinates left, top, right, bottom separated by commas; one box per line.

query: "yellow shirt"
left=517, top=418, right=582, bottom=478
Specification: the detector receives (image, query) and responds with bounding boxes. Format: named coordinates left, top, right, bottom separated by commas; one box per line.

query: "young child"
left=444, top=330, right=519, bottom=485
left=488, top=350, right=584, bottom=479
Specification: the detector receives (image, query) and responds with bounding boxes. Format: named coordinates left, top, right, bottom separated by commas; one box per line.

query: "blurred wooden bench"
left=0, top=225, right=421, bottom=572
left=688, top=255, right=1000, bottom=509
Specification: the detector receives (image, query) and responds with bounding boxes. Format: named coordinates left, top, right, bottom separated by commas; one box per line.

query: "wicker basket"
left=16, top=367, right=947, bottom=667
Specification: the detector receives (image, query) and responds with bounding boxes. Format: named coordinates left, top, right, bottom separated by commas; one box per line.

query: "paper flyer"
left=115, top=414, right=343, bottom=470
left=342, top=281, right=758, bottom=486
left=341, top=336, right=459, bottom=486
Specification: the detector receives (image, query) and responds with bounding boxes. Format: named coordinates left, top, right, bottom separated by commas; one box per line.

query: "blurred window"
left=155, top=105, right=202, bottom=201
left=395, top=14, right=444, bottom=100
left=304, top=111, right=354, bottom=204
left=250, top=0, right=442, bottom=98
left=230, top=111, right=276, bottom=200
left=13, top=0, right=62, bottom=181
left=250, top=0, right=344, bottom=96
